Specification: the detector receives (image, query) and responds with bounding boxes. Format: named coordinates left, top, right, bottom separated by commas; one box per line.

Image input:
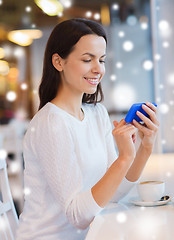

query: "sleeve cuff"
left=83, top=189, right=104, bottom=221
left=71, top=189, right=104, bottom=229
left=110, top=177, right=138, bottom=203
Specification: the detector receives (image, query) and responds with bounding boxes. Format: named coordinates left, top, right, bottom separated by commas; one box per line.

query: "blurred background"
left=0, top=0, right=174, bottom=216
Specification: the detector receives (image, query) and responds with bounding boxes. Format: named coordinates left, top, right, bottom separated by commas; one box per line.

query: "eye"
left=82, top=59, right=91, bottom=63
left=100, top=60, right=105, bottom=63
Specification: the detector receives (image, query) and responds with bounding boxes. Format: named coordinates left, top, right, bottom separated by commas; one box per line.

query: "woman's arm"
left=92, top=102, right=159, bottom=208
left=125, top=142, right=151, bottom=182
left=126, top=102, right=159, bottom=182
left=92, top=120, right=136, bottom=207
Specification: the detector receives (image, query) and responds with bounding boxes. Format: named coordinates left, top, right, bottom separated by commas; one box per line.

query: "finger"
left=142, top=104, right=159, bottom=126
left=126, top=126, right=137, bottom=140
left=113, top=119, right=126, bottom=130
left=113, top=120, right=118, bottom=128
left=145, top=102, right=157, bottom=113
left=112, top=124, right=124, bottom=135
left=112, top=123, right=135, bottom=136
left=115, top=124, right=136, bottom=135
left=118, top=119, right=126, bottom=127
left=133, top=119, right=156, bottom=135
left=136, top=110, right=158, bottom=130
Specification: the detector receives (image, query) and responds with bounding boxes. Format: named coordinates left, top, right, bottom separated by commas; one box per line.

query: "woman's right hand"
left=112, top=119, right=136, bottom=162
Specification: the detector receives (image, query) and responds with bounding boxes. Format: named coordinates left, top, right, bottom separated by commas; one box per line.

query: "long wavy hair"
left=38, top=18, right=107, bottom=110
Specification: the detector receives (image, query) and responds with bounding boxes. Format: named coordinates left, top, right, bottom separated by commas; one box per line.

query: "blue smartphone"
left=125, top=103, right=157, bottom=123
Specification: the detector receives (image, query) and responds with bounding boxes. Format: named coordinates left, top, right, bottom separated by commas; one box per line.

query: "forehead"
left=71, top=34, right=106, bottom=56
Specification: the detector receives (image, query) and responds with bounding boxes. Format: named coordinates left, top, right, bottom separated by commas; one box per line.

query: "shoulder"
left=26, top=103, right=70, bottom=136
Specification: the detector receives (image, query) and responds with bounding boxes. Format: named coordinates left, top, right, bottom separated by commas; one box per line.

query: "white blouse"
left=15, top=102, right=136, bottom=240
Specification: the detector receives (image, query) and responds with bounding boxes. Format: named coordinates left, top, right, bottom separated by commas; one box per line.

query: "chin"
left=85, top=89, right=97, bottom=95
left=85, top=86, right=98, bottom=95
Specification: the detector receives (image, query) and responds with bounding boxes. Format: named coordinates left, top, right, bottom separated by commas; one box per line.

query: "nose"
left=91, top=61, right=104, bottom=74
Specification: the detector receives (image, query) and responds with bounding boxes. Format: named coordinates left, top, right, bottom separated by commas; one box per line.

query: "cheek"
left=76, top=64, right=90, bottom=76
left=70, top=62, right=89, bottom=76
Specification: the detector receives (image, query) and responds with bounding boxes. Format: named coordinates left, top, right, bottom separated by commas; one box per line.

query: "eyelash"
left=82, top=60, right=105, bottom=63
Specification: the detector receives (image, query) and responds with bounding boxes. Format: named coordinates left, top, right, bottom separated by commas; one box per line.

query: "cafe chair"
left=0, top=156, right=19, bottom=240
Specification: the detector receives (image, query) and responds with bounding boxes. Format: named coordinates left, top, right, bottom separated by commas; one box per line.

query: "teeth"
left=85, top=78, right=99, bottom=82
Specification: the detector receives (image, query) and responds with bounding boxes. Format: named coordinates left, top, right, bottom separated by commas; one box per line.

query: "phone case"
left=125, top=103, right=157, bottom=123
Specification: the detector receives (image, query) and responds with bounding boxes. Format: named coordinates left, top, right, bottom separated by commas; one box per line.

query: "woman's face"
left=59, top=34, right=106, bottom=96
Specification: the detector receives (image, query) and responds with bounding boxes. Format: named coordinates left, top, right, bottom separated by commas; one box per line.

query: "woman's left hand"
left=132, top=102, right=159, bottom=153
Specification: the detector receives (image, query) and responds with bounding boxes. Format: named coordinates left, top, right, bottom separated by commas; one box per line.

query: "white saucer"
left=129, top=196, right=171, bottom=207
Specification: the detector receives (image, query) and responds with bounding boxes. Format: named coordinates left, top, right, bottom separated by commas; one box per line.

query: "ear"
left=52, top=53, right=64, bottom=72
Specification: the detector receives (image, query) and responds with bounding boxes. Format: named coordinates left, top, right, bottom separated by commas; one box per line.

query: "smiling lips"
left=84, top=77, right=100, bottom=85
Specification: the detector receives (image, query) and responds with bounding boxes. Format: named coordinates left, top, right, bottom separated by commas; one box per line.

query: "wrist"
left=140, top=143, right=153, bottom=156
left=117, top=154, right=134, bottom=165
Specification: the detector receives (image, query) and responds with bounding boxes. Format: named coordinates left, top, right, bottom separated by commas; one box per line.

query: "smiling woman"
left=15, top=18, right=159, bottom=240
left=51, top=34, right=106, bottom=105
left=39, top=18, right=107, bottom=110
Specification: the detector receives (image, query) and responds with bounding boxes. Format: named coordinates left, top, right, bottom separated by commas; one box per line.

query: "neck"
left=51, top=91, right=84, bottom=121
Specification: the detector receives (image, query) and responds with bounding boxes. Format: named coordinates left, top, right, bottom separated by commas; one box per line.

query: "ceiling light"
left=25, top=6, right=32, bottom=12
left=86, top=11, right=92, bottom=18
left=21, top=83, right=28, bottom=90
left=6, top=91, right=17, bottom=102
left=8, top=29, right=42, bottom=46
left=112, top=3, right=119, bottom=10
left=34, top=0, right=63, bottom=16
left=94, top=13, right=100, bottom=20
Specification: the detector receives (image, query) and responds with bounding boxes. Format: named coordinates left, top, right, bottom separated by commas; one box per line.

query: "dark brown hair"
left=38, top=18, right=107, bottom=110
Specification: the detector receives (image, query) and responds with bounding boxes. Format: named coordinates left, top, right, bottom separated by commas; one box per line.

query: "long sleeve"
left=33, top=113, right=103, bottom=229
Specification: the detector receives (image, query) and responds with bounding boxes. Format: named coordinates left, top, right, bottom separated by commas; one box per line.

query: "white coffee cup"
left=137, top=180, right=165, bottom=202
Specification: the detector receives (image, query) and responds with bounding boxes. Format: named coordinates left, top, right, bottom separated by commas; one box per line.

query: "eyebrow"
left=81, top=53, right=106, bottom=58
